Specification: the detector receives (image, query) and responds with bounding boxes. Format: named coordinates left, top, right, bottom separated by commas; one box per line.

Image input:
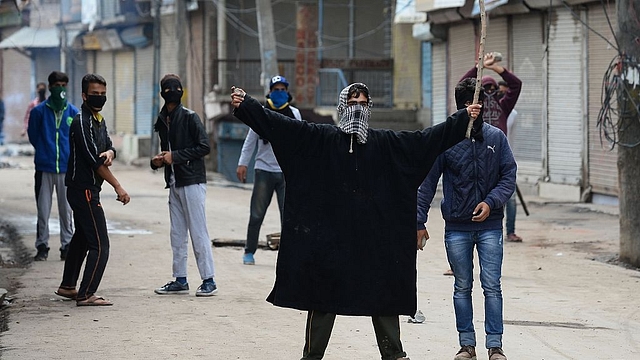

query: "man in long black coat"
left=231, top=83, right=481, bottom=360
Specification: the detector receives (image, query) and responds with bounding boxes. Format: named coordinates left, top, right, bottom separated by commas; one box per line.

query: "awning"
left=471, top=0, right=509, bottom=15
left=416, top=0, right=466, bottom=12
left=395, top=0, right=427, bottom=24
left=0, top=27, right=60, bottom=49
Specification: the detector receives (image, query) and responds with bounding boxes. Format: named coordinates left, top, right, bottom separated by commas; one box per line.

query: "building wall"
left=393, top=23, right=421, bottom=109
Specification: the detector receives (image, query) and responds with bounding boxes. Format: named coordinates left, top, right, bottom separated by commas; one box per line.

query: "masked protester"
left=231, top=83, right=481, bottom=360
left=417, top=77, right=517, bottom=360
left=237, top=75, right=302, bottom=265
left=151, top=74, right=218, bottom=297
left=27, top=72, right=79, bottom=262
left=460, top=52, right=524, bottom=244
left=56, top=73, right=130, bottom=306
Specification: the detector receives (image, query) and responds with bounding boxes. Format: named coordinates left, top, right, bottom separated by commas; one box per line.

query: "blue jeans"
left=505, top=192, right=516, bottom=235
left=444, top=229, right=504, bottom=349
left=245, top=169, right=285, bottom=254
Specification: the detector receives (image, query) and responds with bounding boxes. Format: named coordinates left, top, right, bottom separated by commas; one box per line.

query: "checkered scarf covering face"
left=337, top=83, right=372, bottom=144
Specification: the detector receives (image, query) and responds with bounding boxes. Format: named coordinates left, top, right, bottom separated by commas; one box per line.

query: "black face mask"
left=161, top=78, right=183, bottom=104
left=37, top=89, right=46, bottom=102
left=161, top=90, right=183, bottom=104
left=86, top=95, right=107, bottom=110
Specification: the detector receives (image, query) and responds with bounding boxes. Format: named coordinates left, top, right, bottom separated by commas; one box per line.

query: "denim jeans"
left=444, top=229, right=504, bottom=349
left=245, top=169, right=285, bottom=254
left=505, top=192, right=517, bottom=235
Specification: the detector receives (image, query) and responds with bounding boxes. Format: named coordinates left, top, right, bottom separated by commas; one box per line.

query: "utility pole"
left=151, top=0, right=162, bottom=155
left=256, top=0, right=278, bottom=94
left=295, top=2, right=318, bottom=108
left=617, top=0, right=640, bottom=267
left=176, top=0, right=188, bottom=91
left=217, top=0, right=227, bottom=91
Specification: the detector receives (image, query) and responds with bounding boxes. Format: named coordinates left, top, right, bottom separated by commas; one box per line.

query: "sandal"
left=76, top=295, right=113, bottom=306
left=55, top=288, right=78, bottom=300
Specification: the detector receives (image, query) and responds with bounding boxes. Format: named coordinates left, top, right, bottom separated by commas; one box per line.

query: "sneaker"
left=506, top=233, right=523, bottom=242
left=488, top=347, right=507, bottom=360
left=34, top=245, right=49, bottom=261
left=243, top=253, right=255, bottom=265
left=60, top=247, right=68, bottom=261
left=154, top=281, right=189, bottom=295
left=196, top=281, right=218, bottom=297
left=454, top=345, right=477, bottom=360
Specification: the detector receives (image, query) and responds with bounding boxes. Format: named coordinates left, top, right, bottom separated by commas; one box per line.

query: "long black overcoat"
left=234, top=95, right=469, bottom=316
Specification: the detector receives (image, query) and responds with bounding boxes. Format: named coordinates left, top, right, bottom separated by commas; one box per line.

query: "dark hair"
left=161, top=73, right=182, bottom=88
left=347, top=83, right=370, bottom=101
left=498, top=80, right=508, bottom=87
left=47, top=71, right=69, bottom=86
left=81, top=73, right=107, bottom=94
left=455, top=78, right=484, bottom=110
left=36, top=82, right=47, bottom=89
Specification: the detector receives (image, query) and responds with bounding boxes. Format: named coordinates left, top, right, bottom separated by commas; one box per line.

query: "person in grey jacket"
left=416, top=78, right=517, bottom=360
left=236, top=75, right=302, bottom=265
left=150, top=74, right=217, bottom=297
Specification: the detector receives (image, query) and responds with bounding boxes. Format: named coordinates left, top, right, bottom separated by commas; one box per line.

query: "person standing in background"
left=22, top=82, right=48, bottom=137
left=27, top=71, right=78, bottom=261
left=497, top=80, right=522, bottom=242
left=236, top=75, right=302, bottom=265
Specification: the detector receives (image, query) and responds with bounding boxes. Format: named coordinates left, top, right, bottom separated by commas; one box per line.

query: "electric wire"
left=597, top=55, right=640, bottom=149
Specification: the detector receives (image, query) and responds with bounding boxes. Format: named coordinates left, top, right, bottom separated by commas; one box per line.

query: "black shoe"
left=154, top=280, right=189, bottom=295
left=60, top=247, right=68, bottom=261
left=34, top=245, right=49, bottom=261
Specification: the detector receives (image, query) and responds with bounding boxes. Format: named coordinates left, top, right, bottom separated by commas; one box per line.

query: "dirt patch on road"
left=0, top=221, right=31, bottom=341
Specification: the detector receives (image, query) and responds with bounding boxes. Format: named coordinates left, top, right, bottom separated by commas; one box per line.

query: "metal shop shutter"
left=114, top=50, right=135, bottom=134
left=448, top=22, right=475, bottom=115
left=160, top=14, right=180, bottom=80
left=483, top=16, right=508, bottom=84
left=546, top=7, right=584, bottom=186
left=135, top=45, right=154, bottom=135
left=587, top=2, right=618, bottom=196
left=511, top=13, right=544, bottom=181
left=431, top=41, right=447, bottom=125
left=95, top=51, right=115, bottom=131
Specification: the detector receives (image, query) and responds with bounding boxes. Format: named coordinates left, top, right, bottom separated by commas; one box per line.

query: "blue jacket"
left=27, top=99, right=79, bottom=173
left=417, top=122, right=517, bottom=232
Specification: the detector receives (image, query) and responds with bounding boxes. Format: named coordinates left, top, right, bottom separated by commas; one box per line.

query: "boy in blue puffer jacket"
left=416, top=77, right=517, bottom=360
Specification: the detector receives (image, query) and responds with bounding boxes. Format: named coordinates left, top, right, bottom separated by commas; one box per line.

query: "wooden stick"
left=466, top=0, right=487, bottom=138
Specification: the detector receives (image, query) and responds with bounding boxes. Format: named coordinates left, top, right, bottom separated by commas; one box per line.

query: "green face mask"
left=49, top=86, right=68, bottom=111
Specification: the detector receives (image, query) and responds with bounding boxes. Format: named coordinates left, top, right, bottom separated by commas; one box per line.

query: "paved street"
left=0, top=149, right=638, bottom=359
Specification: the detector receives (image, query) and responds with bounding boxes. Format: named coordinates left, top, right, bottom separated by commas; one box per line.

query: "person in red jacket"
left=459, top=52, right=521, bottom=136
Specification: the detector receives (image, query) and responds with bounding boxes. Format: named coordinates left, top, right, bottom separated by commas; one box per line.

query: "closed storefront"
left=135, top=45, right=154, bottom=135
left=587, top=2, right=618, bottom=197
left=95, top=51, right=115, bottom=131
left=431, top=41, right=447, bottom=125
left=483, top=16, right=508, bottom=84
left=511, top=13, right=544, bottom=185
left=447, top=22, right=475, bottom=114
left=542, top=7, right=586, bottom=199
left=114, top=50, right=135, bottom=135
left=160, top=14, right=179, bottom=83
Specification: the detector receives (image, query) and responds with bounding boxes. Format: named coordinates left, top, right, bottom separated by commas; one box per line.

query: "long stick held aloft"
left=466, top=0, right=487, bottom=139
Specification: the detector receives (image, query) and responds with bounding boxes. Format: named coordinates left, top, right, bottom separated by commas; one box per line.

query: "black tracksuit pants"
left=59, top=187, right=110, bottom=302
left=301, top=310, right=407, bottom=360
